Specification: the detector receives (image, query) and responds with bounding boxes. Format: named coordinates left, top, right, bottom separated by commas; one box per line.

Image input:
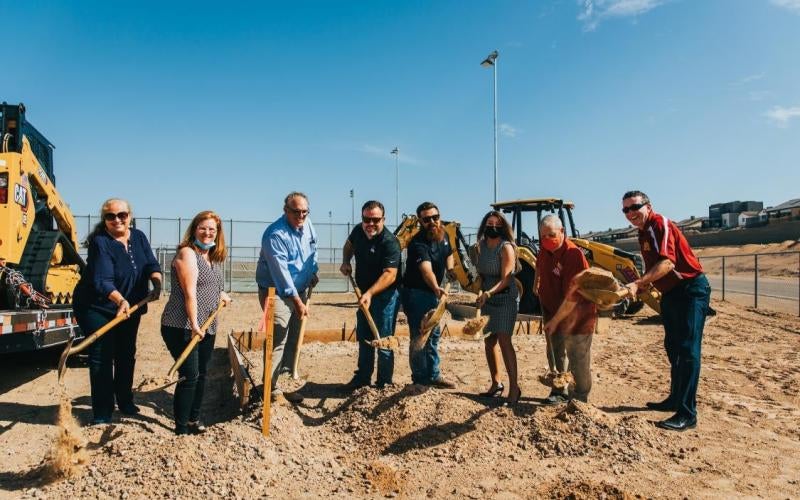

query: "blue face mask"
left=194, top=239, right=216, bottom=250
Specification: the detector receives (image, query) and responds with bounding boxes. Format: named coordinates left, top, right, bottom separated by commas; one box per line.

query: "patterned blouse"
left=161, top=250, right=223, bottom=335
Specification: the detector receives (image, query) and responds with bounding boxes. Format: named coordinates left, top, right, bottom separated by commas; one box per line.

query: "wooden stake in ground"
left=261, top=287, right=276, bottom=437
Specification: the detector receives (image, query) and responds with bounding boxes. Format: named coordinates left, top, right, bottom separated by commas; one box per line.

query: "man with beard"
left=340, top=200, right=402, bottom=390
left=401, top=201, right=456, bottom=388
left=256, top=191, right=319, bottom=405
left=537, top=214, right=597, bottom=404
left=622, top=190, right=710, bottom=431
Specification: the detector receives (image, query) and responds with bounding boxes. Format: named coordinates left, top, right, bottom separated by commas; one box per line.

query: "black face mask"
left=484, top=226, right=501, bottom=239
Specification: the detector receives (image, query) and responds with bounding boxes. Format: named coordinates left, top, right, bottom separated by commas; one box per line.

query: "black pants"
left=76, top=307, right=141, bottom=420
left=161, top=325, right=215, bottom=431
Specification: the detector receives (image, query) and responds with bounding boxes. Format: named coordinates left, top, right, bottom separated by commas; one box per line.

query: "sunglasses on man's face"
left=286, top=207, right=310, bottom=217
left=622, top=203, right=646, bottom=214
left=103, top=212, right=129, bottom=222
left=362, top=216, right=383, bottom=224
left=420, top=214, right=440, bottom=224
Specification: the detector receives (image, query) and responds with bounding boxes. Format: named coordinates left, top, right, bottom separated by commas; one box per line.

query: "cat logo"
left=642, top=241, right=651, bottom=252
left=14, top=184, right=28, bottom=208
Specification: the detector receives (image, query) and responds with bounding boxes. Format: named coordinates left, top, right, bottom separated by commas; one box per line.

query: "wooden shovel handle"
left=167, top=301, right=226, bottom=377
left=347, top=274, right=381, bottom=341
left=68, top=297, right=151, bottom=355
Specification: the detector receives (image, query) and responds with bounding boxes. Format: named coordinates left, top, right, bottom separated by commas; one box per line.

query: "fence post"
left=721, top=257, right=726, bottom=302
left=754, top=254, right=758, bottom=309
left=177, top=217, right=182, bottom=244
left=228, top=219, right=234, bottom=292
left=148, top=216, right=152, bottom=244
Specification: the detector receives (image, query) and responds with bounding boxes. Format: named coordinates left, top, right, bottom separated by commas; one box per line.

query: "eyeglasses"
left=362, top=216, right=383, bottom=224
left=622, top=203, right=646, bottom=214
left=103, top=212, right=129, bottom=222
left=420, top=214, right=440, bottom=224
left=286, top=207, right=310, bottom=217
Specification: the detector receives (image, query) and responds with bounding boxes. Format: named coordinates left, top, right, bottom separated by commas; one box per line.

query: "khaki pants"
left=550, top=333, right=593, bottom=402
left=258, top=288, right=307, bottom=393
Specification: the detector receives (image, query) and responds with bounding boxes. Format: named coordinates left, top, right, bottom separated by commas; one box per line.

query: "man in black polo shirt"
left=340, top=200, right=402, bottom=389
left=401, top=201, right=456, bottom=388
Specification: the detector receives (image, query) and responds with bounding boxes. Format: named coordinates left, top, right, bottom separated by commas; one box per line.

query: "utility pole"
left=391, top=147, right=399, bottom=227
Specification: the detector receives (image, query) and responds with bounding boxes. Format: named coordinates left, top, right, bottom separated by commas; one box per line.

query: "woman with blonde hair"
left=161, top=210, right=231, bottom=435
left=73, top=198, right=162, bottom=425
left=474, top=210, right=520, bottom=405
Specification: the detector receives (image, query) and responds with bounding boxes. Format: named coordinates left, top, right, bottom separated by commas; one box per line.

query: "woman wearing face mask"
left=73, top=198, right=162, bottom=425
left=161, top=211, right=232, bottom=435
left=474, top=210, right=520, bottom=405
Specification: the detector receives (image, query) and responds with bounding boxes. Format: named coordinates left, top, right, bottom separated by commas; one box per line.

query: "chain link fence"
left=698, top=251, right=800, bottom=316
left=74, top=215, right=479, bottom=294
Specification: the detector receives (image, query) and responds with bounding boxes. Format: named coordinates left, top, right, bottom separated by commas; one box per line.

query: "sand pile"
left=529, top=400, right=665, bottom=462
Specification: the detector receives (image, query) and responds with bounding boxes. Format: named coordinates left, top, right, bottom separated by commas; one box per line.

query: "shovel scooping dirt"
left=411, top=283, right=451, bottom=352
left=573, top=268, right=629, bottom=311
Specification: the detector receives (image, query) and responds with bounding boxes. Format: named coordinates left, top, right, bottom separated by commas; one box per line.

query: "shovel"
left=576, top=287, right=630, bottom=311
left=137, top=301, right=227, bottom=393
left=411, top=282, right=451, bottom=353
left=347, top=274, right=398, bottom=351
left=291, top=286, right=314, bottom=380
left=462, top=301, right=489, bottom=340
left=538, top=313, right=575, bottom=391
left=57, top=297, right=151, bottom=384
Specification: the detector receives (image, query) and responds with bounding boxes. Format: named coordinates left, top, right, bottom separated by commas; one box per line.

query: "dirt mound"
left=529, top=400, right=664, bottom=462
left=538, top=478, right=639, bottom=499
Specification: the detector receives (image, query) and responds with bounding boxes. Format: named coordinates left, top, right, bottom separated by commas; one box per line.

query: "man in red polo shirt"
left=536, top=214, right=597, bottom=404
left=622, top=190, right=711, bottom=432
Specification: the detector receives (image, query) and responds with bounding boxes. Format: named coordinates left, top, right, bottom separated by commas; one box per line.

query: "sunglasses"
left=286, top=207, right=310, bottom=217
left=103, top=212, right=129, bottom=222
left=622, top=203, right=646, bottom=214
left=362, top=216, right=383, bottom=224
left=420, top=214, right=440, bottom=224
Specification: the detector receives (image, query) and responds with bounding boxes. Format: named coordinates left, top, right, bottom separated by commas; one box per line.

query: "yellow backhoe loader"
left=394, top=198, right=660, bottom=316
left=0, top=102, right=85, bottom=352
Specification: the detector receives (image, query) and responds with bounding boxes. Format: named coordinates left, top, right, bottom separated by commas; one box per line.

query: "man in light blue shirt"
left=256, top=191, right=318, bottom=404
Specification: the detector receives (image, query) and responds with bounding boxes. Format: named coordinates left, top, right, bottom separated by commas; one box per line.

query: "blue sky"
left=4, top=0, right=799, bottom=237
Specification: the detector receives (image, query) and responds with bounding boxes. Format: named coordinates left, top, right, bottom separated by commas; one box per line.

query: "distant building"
left=708, top=200, right=763, bottom=228
left=738, top=210, right=768, bottom=228
left=765, top=198, right=800, bottom=221
left=721, top=212, right=740, bottom=228
left=676, top=216, right=707, bottom=232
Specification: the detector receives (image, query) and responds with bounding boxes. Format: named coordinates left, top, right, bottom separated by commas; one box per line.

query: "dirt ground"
left=1, top=289, right=799, bottom=499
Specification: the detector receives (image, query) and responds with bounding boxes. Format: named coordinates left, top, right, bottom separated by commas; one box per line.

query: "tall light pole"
left=349, top=189, right=354, bottom=225
left=391, top=147, right=399, bottom=227
left=481, top=50, right=499, bottom=203
left=328, top=210, right=333, bottom=264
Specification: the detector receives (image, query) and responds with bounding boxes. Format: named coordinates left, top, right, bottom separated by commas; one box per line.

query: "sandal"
left=479, top=383, right=504, bottom=398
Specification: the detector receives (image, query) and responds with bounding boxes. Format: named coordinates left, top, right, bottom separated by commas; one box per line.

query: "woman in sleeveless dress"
left=475, top=210, right=520, bottom=405
left=161, top=211, right=232, bottom=435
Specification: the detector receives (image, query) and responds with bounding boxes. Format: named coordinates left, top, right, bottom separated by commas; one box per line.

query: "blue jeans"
left=75, top=306, right=141, bottom=420
left=401, top=287, right=442, bottom=384
left=660, top=274, right=710, bottom=419
left=354, top=288, right=399, bottom=385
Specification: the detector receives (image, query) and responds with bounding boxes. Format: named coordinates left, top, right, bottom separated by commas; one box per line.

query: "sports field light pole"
left=481, top=50, right=499, bottom=203
left=391, top=147, right=399, bottom=227
left=349, top=189, right=355, bottom=225
left=328, top=211, right=333, bottom=264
